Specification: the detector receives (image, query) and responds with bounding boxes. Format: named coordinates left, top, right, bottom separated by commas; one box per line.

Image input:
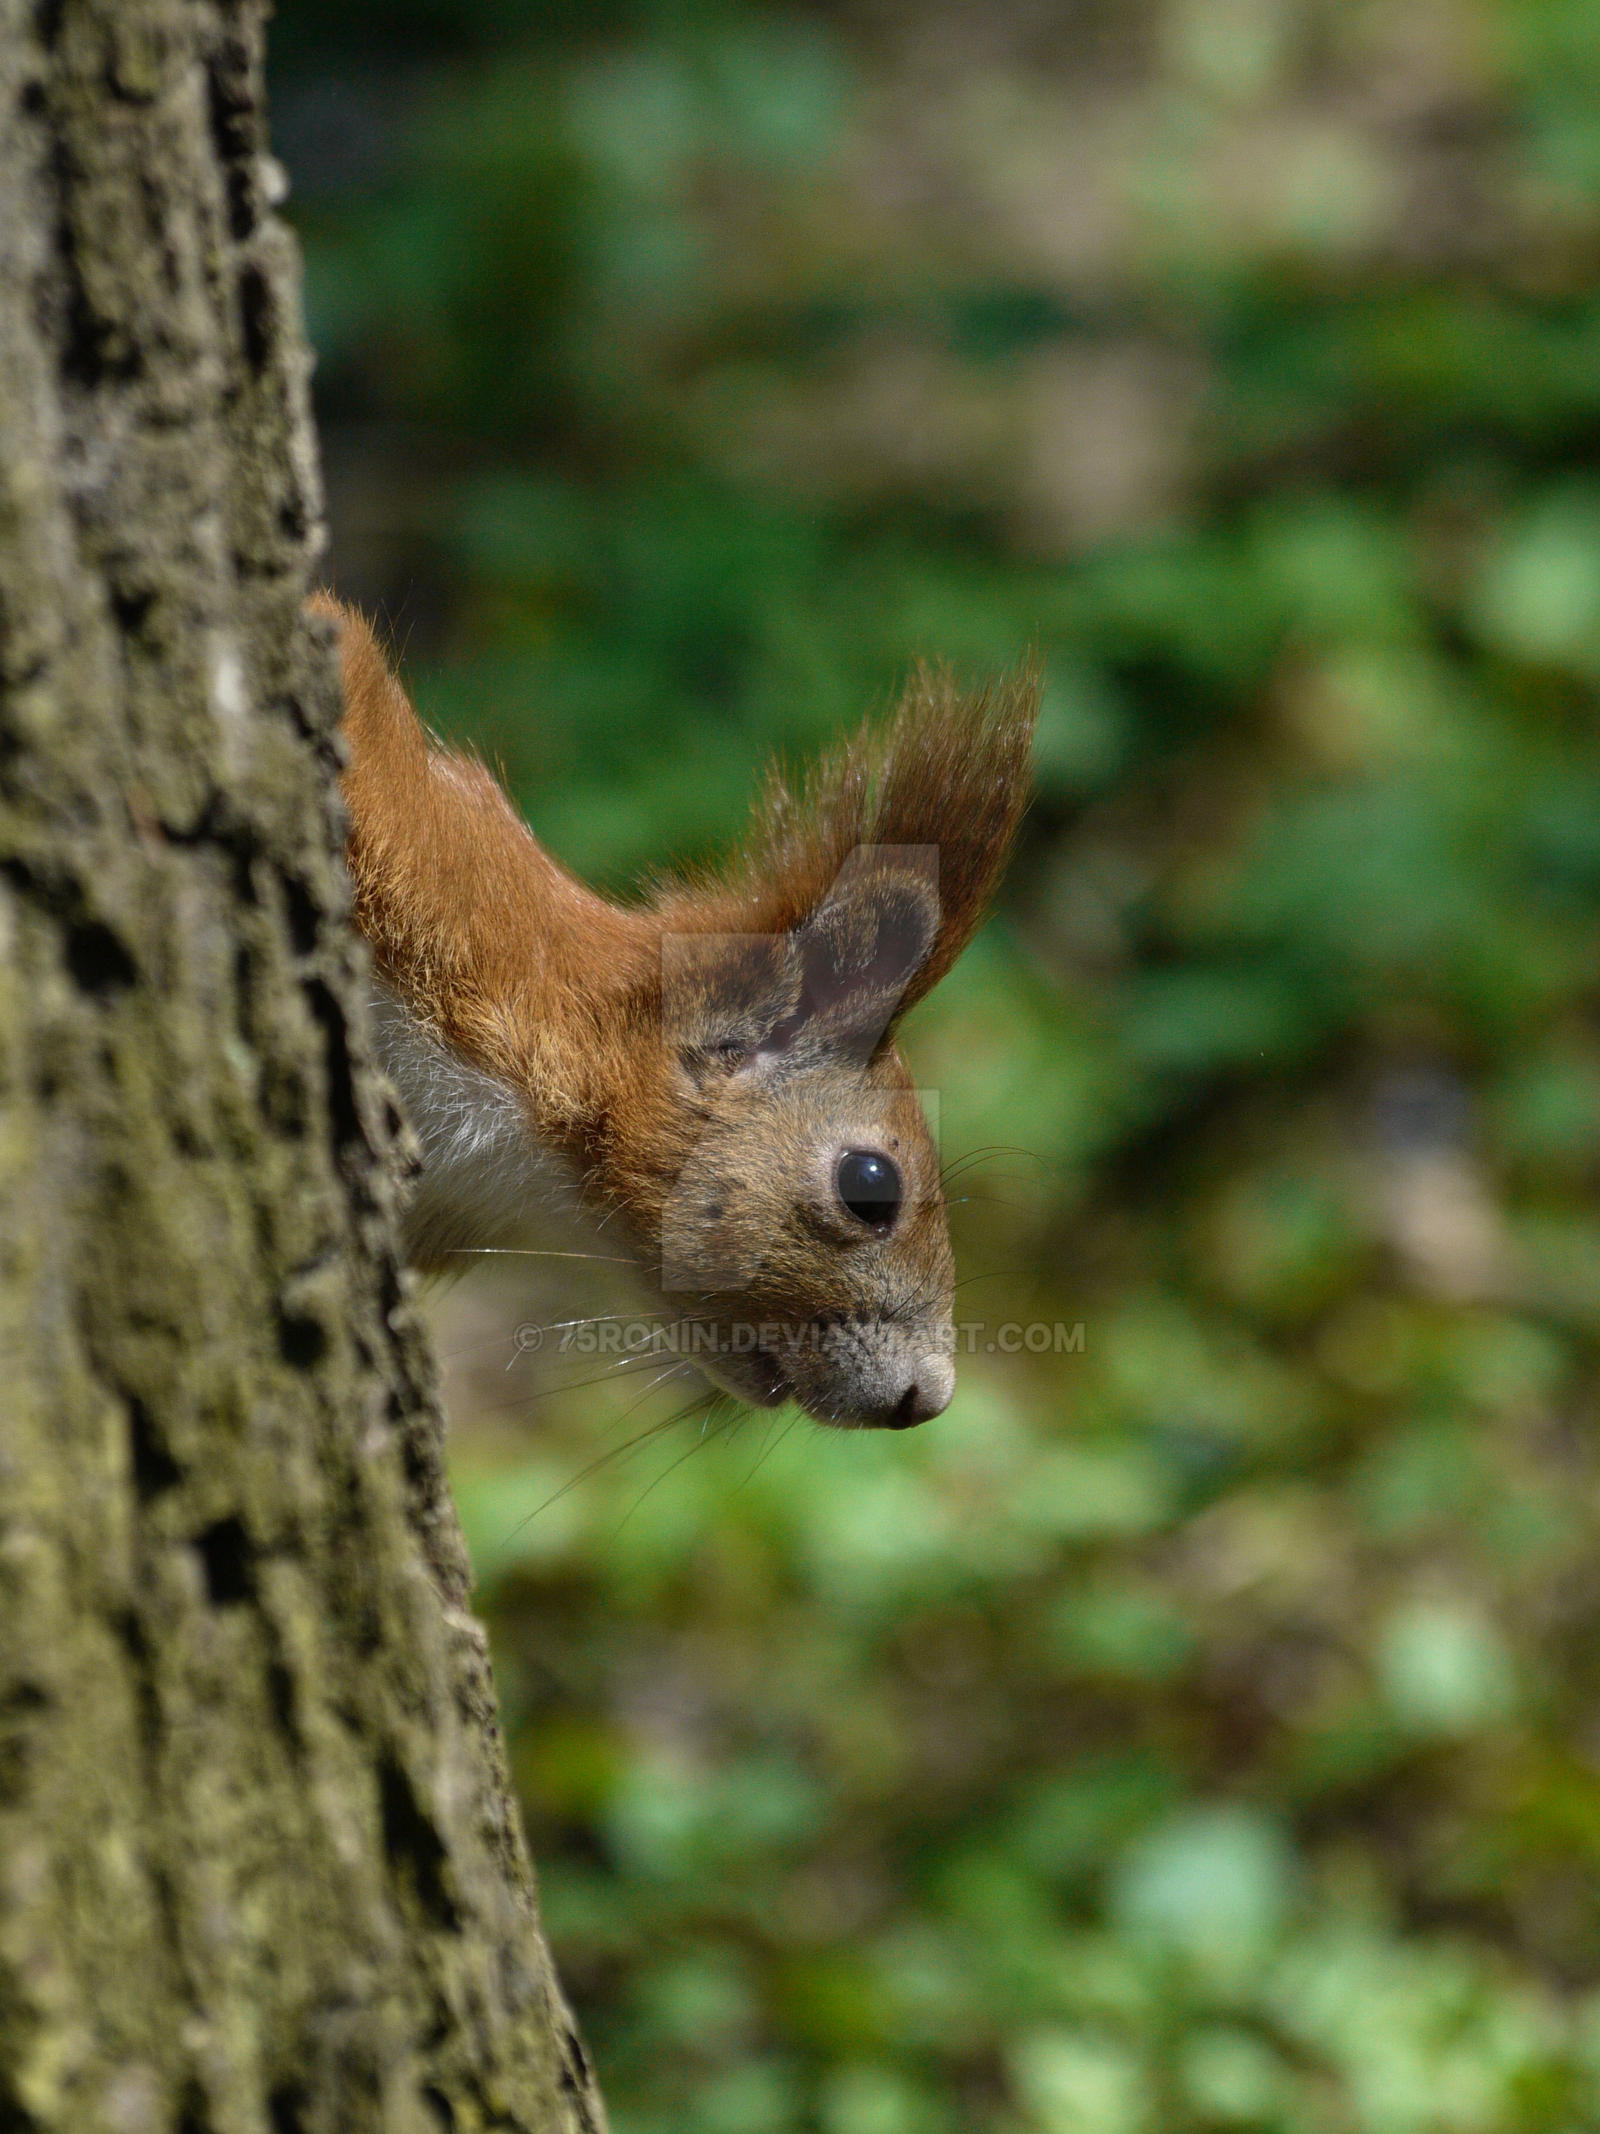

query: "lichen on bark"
left=0, top=4, right=606, bottom=2128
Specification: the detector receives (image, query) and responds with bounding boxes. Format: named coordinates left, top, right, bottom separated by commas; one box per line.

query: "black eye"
left=836, top=1149, right=903, bottom=1231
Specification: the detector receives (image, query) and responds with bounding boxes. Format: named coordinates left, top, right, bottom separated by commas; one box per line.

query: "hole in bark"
left=129, top=1398, right=182, bottom=1497
left=268, top=2082, right=308, bottom=2134
left=306, top=978, right=361, bottom=1147
left=560, top=2024, right=595, bottom=2096
left=277, top=1306, right=327, bottom=1371
left=33, top=0, right=62, bottom=48
left=207, top=46, right=257, bottom=241
left=239, top=263, right=272, bottom=373
left=111, top=584, right=154, bottom=638
left=283, top=874, right=319, bottom=958
left=378, top=1753, right=460, bottom=1930
left=65, top=918, right=136, bottom=998
left=195, top=1517, right=254, bottom=1606
left=420, top=2089, right=455, bottom=2131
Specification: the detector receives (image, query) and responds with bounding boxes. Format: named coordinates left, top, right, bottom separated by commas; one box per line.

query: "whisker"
left=497, top=1310, right=685, bottom=1368
left=467, top=1308, right=725, bottom=1413
left=503, top=1382, right=715, bottom=1536
left=434, top=1309, right=680, bottom=1369
left=939, top=1145, right=1048, bottom=1189
left=606, top=1357, right=697, bottom=1426
left=700, top=1395, right=730, bottom=1441
left=735, top=1410, right=800, bottom=1492
left=952, top=1266, right=1031, bottom=1294
left=443, top=1246, right=641, bottom=1264
left=613, top=1401, right=749, bottom=1535
left=474, top=1342, right=697, bottom=1417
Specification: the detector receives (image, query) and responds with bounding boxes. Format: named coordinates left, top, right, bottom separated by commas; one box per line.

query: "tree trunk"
left=0, top=5, right=606, bottom=2130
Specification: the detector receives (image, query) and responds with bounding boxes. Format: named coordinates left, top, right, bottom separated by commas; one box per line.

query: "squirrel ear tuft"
left=729, top=661, right=1038, bottom=1016
left=655, top=660, right=1037, bottom=1064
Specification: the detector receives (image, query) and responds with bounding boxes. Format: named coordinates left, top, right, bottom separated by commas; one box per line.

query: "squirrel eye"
left=836, top=1149, right=903, bottom=1231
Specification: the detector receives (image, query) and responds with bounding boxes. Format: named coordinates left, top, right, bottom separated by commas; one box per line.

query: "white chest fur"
left=369, top=983, right=607, bottom=1272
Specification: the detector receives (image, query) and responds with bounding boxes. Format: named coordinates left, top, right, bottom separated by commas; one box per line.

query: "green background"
left=272, top=2, right=1600, bottom=2127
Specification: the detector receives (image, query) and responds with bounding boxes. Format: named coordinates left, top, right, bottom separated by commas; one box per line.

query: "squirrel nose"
left=888, top=1353, right=956, bottom=1428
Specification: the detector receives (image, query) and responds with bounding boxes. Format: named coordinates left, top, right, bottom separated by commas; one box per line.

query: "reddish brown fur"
left=318, top=594, right=656, bottom=1129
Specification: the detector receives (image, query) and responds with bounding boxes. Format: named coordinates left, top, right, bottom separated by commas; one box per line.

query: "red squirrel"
left=317, top=595, right=1035, bottom=1430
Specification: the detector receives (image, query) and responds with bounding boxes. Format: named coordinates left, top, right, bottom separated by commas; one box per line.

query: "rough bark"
left=0, top=4, right=606, bottom=2130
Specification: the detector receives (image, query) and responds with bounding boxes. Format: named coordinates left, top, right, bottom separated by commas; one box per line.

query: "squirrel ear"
left=761, top=847, right=940, bottom=1058
left=660, top=848, right=940, bottom=1071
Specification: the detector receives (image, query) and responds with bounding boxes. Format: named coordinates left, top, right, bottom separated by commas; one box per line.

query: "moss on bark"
left=0, top=4, right=606, bottom=2128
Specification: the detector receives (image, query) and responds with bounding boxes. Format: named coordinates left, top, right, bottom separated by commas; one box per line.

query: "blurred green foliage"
left=274, top=0, right=1600, bottom=2126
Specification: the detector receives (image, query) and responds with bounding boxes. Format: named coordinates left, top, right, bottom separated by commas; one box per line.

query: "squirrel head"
left=599, top=685, right=1036, bottom=1426
left=323, top=594, right=1036, bottom=1429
